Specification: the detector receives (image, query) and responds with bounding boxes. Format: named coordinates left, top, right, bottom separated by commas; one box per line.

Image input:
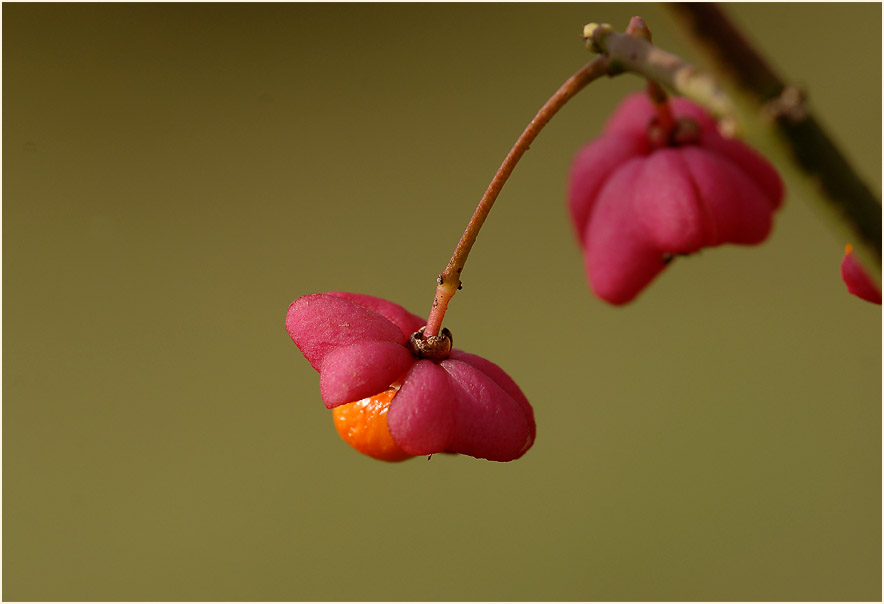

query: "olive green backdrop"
left=4, top=3, right=881, bottom=601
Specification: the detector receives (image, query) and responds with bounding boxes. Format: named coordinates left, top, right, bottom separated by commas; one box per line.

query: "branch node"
left=762, top=85, right=808, bottom=125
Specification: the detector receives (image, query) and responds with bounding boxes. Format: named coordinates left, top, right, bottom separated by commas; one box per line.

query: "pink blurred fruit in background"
left=569, top=92, right=785, bottom=305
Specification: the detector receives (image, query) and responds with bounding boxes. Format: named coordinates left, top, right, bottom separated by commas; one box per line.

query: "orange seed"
left=332, top=387, right=413, bottom=462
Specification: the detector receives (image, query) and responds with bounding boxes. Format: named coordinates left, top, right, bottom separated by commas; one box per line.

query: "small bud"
left=582, top=23, right=613, bottom=53
left=625, top=16, right=652, bottom=42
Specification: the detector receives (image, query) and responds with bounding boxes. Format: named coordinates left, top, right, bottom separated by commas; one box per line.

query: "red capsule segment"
left=569, top=92, right=785, bottom=305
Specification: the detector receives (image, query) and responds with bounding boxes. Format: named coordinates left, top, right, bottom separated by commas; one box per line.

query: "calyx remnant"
left=647, top=116, right=701, bottom=149
left=407, top=326, right=453, bottom=361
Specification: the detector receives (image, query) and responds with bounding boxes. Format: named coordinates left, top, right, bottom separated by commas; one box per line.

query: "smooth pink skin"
left=286, top=294, right=416, bottom=407
left=569, top=92, right=785, bottom=305
left=441, top=358, right=534, bottom=461
left=841, top=251, right=882, bottom=305
left=681, top=146, right=773, bottom=245
left=699, top=131, right=784, bottom=209
left=326, top=291, right=425, bottom=337
left=319, top=341, right=414, bottom=407
left=386, top=360, right=457, bottom=455
left=448, top=349, right=536, bottom=452
left=286, top=292, right=537, bottom=461
left=568, top=133, right=647, bottom=245
left=387, top=357, right=535, bottom=462
left=634, top=149, right=707, bottom=253
left=585, top=158, right=668, bottom=305
left=634, top=148, right=775, bottom=252
left=286, top=294, right=406, bottom=371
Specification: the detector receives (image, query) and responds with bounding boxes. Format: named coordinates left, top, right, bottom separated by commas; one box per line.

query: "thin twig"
left=667, top=3, right=882, bottom=264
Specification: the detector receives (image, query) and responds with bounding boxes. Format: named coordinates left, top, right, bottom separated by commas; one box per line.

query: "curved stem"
left=423, top=56, right=610, bottom=337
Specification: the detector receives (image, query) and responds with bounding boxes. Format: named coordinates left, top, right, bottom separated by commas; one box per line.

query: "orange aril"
left=332, top=386, right=413, bottom=462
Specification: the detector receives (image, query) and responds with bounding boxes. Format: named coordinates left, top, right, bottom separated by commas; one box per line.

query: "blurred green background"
left=3, top=3, right=881, bottom=601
